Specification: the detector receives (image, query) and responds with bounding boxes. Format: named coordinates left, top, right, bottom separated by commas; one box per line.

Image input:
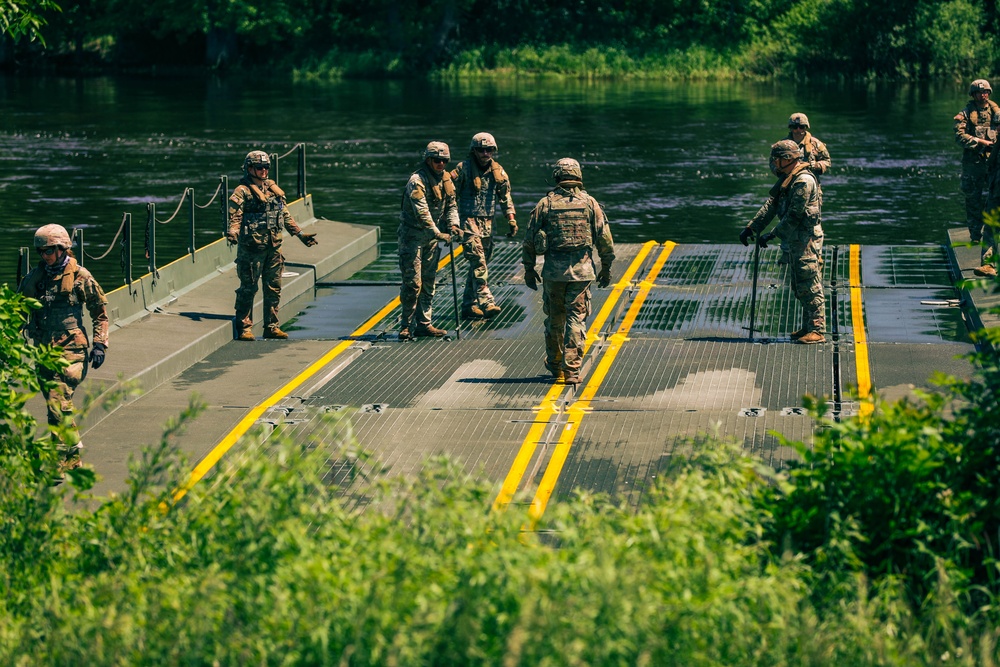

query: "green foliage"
left=0, top=0, right=60, bottom=44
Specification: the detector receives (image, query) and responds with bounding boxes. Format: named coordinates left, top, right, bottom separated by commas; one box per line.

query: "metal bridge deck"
left=197, top=240, right=976, bottom=515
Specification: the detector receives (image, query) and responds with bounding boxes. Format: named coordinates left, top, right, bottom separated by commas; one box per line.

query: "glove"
left=757, top=232, right=776, bottom=248
left=524, top=265, right=541, bottom=291
left=226, top=231, right=239, bottom=247
left=506, top=219, right=518, bottom=238
left=298, top=232, right=318, bottom=247
left=739, top=227, right=754, bottom=247
left=597, top=266, right=612, bottom=288
left=90, top=343, right=106, bottom=370
left=435, top=231, right=452, bottom=242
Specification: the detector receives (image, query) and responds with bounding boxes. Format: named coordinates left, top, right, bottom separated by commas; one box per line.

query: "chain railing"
left=11, top=144, right=309, bottom=291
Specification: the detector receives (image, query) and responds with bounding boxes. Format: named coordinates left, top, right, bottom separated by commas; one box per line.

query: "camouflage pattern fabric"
left=955, top=99, right=1000, bottom=239
left=746, top=164, right=826, bottom=334
left=784, top=131, right=831, bottom=176
left=461, top=230, right=495, bottom=310
left=229, top=176, right=301, bottom=334
left=983, top=166, right=1000, bottom=265
left=543, top=281, right=591, bottom=373
left=18, top=256, right=109, bottom=430
left=398, top=163, right=458, bottom=328
left=523, top=183, right=615, bottom=375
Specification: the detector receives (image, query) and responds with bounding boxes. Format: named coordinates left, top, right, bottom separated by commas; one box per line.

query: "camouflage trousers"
left=234, top=243, right=284, bottom=334
left=961, top=159, right=990, bottom=242
left=790, top=234, right=825, bottom=334
left=462, top=231, right=495, bottom=310
left=982, top=170, right=1000, bottom=265
left=542, top=280, right=592, bottom=374
left=398, top=226, right=442, bottom=329
left=38, top=345, right=88, bottom=431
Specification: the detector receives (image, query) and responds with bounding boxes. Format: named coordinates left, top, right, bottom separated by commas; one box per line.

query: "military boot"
left=399, top=327, right=413, bottom=341
left=557, top=371, right=581, bottom=385
left=264, top=326, right=289, bottom=339
left=552, top=370, right=566, bottom=383
left=789, top=329, right=807, bottom=340
left=237, top=330, right=256, bottom=342
left=414, top=323, right=447, bottom=337
left=795, top=331, right=826, bottom=344
left=482, top=303, right=502, bottom=319
left=974, top=264, right=997, bottom=277
left=462, top=305, right=485, bottom=320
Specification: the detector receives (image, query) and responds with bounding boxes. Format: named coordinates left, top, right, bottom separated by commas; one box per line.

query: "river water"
left=0, top=74, right=970, bottom=289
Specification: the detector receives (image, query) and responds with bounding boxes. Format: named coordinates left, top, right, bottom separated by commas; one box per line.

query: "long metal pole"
left=748, top=235, right=760, bottom=341
left=448, top=240, right=461, bottom=340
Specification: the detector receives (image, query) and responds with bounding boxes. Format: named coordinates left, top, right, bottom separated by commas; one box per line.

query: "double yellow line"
left=493, top=241, right=675, bottom=521
left=172, top=246, right=463, bottom=502
left=848, top=244, right=874, bottom=420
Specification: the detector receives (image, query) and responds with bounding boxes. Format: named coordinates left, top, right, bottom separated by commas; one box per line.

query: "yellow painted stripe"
left=528, top=241, right=676, bottom=523
left=172, top=242, right=463, bottom=502
left=849, top=244, right=874, bottom=420
left=491, top=241, right=659, bottom=512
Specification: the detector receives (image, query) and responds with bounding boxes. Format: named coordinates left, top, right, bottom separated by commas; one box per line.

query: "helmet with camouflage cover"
left=771, top=140, right=804, bottom=161
left=552, top=157, right=583, bottom=182
left=970, top=79, right=993, bottom=96
left=243, top=150, right=270, bottom=175
left=787, top=112, right=810, bottom=128
left=470, top=132, right=498, bottom=152
left=34, top=224, right=72, bottom=250
left=423, top=141, right=451, bottom=161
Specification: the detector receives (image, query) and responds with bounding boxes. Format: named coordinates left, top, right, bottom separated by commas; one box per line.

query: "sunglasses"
left=39, top=247, right=60, bottom=256
left=252, top=163, right=270, bottom=170
left=431, top=158, right=448, bottom=165
left=474, top=147, right=494, bottom=153
left=788, top=124, right=807, bottom=130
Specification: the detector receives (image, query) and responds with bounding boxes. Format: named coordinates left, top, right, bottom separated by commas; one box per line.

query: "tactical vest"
left=963, top=100, right=1000, bottom=155
left=458, top=159, right=506, bottom=218
left=544, top=190, right=594, bottom=251
left=777, top=165, right=821, bottom=227
left=22, top=260, right=85, bottom=336
left=428, top=169, right=456, bottom=203
left=240, top=179, right=286, bottom=234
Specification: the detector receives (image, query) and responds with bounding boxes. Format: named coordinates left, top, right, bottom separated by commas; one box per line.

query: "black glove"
left=524, top=265, right=541, bottom=291
left=506, top=219, right=518, bottom=238
left=597, top=266, right=612, bottom=288
left=739, top=227, right=754, bottom=247
left=757, top=232, right=776, bottom=248
left=90, top=343, right=106, bottom=369
left=298, top=232, right=318, bottom=247
left=225, top=231, right=239, bottom=247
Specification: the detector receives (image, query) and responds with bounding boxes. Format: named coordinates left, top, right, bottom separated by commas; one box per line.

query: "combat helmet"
left=771, top=140, right=804, bottom=161
left=970, top=79, right=993, bottom=95
left=552, top=157, right=583, bottom=182
left=34, top=224, right=71, bottom=250
left=470, top=132, right=498, bottom=152
left=788, top=112, right=810, bottom=128
left=423, top=141, right=451, bottom=161
left=243, top=150, right=270, bottom=174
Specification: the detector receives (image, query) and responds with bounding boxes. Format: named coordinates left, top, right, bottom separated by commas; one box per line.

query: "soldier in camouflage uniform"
left=522, top=158, right=615, bottom=384
left=955, top=80, right=1000, bottom=277
left=740, top=140, right=826, bottom=344
left=226, top=150, right=318, bottom=341
left=18, top=224, right=109, bottom=471
left=778, top=113, right=831, bottom=264
left=450, top=132, right=518, bottom=320
left=397, top=141, right=460, bottom=340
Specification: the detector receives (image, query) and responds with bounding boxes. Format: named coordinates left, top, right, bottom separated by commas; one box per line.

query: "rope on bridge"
left=274, top=144, right=301, bottom=160
left=155, top=189, right=189, bottom=224
left=83, top=213, right=128, bottom=261
left=194, top=180, right=224, bottom=209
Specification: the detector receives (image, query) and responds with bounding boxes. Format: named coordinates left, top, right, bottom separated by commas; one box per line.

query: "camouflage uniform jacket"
left=228, top=177, right=301, bottom=249
left=451, top=158, right=516, bottom=229
left=784, top=131, right=831, bottom=176
left=955, top=99, right=1000, bottom=163
left=399, top=164, right=459, bottom=235
left=522, top=184, right=615, bottom=282
left=18, top=256, right=109, bottom=349
left=747, top=164, right=822, bottom=241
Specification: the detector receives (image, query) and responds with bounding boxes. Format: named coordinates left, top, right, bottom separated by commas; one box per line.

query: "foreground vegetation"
left=4, top=279, right=1000, bottom=664
left=5, top=0, right=999, bottom=80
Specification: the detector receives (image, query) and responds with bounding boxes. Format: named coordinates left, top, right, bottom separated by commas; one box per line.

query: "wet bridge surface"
left=169, top=239, right=974, bottom=516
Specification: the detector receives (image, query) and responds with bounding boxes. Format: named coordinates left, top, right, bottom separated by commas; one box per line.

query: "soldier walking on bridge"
left=777, top=112, right=831, bottom=265
left=450, top=132, right=518, bottom=320
left=955, top=79, right=1000, bottom=276
left=18, top=224, right=109, bottom=474
left=740, top=140, right=826, bottom=344
left=397, top=141, right=460, bottom=340
left=227, top=150, right=318, bottom=341
left=522, top=158, right=615, bottom=384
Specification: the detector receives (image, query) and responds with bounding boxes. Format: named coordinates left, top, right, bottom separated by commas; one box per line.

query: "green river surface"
left=0, top=74, right=974, bottom=289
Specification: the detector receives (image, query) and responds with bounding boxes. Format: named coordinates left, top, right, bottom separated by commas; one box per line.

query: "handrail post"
left=72, top=227, right=84, bottom=267
left=123, top=213, right=133, bottom=288
left=297, top=143, right=306, bottom=199
left=187, top=187, right=196, bottom=260
left=270, top=152, right=279, bottom=185
left=221, top=175, right=229, bottom=238
left=147, top=202, right=157, bottom=279
left=17, top=246, right=30, bottom=288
